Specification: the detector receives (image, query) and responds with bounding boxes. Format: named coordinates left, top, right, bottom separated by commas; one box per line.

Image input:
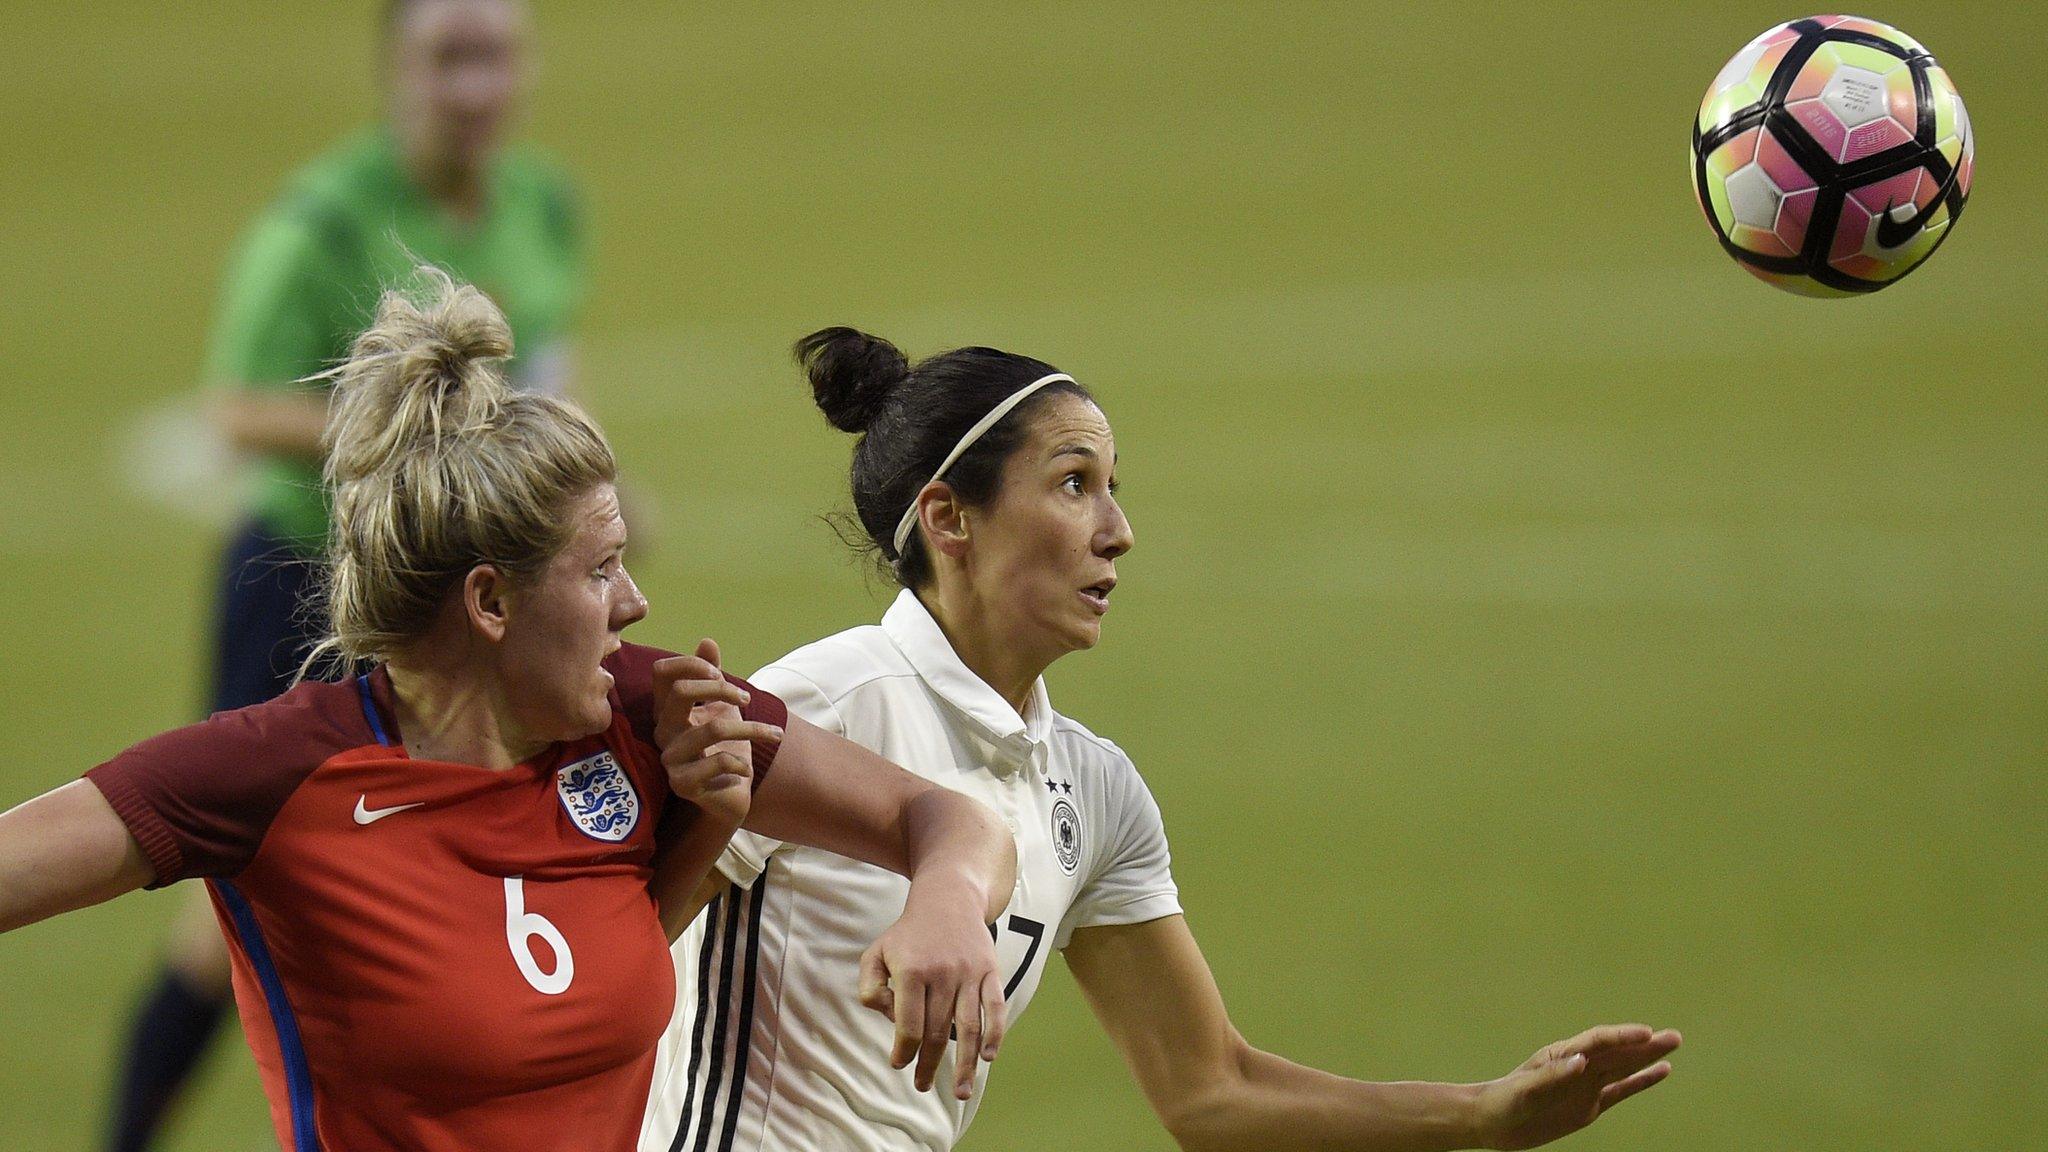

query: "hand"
left=1475, top=1024, right=1681, bottom=1150
left=857, top=890, right=1008, bottom=1102
left=651, top=639, right=779, bottom=829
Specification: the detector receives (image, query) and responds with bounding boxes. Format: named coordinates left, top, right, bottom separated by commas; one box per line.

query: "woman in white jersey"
left=647, top=330, right=1680, bottom=1152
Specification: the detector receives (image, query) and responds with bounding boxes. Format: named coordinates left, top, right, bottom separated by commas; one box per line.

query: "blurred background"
left=1, top=2, right=2041, bottom=1149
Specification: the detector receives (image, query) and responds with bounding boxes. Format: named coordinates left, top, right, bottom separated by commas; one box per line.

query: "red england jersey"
left=84, top=643, right=783, bottom=1152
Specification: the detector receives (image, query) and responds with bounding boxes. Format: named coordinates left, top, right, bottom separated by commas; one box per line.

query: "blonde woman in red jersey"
left=0, top=273, right=1016, bottom=1151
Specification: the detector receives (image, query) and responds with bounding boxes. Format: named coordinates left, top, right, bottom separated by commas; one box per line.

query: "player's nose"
left=613, top=569, right=649, bottom=629
left=1098, top=497, right=1134, bottom=559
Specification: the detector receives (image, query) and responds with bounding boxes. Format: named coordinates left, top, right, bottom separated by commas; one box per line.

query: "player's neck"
left=396, top=132, right=488, bottom=223
left=918, top=587, right=1051, bottom=719
left=384, top=654, right=546, bottom=770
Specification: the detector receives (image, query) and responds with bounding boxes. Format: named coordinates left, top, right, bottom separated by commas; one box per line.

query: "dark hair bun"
left=794, top=327, right=910, bottom=433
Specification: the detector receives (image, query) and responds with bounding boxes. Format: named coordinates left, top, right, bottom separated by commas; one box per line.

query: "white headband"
left=891, top=372, right=1075, bottom=556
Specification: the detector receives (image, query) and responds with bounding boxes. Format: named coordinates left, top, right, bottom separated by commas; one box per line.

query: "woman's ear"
left=919, top=483, right=972, bottom=562
left=463, top=564, right=510, bottom=642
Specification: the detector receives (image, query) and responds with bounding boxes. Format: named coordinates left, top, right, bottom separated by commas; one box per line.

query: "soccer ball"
left=1692, top=15, right=1973, bottom=297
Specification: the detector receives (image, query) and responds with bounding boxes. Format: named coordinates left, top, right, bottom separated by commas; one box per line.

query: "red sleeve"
left=606, top=642, right=786, bottom=781
left=82, top=682, right=362, bottom=888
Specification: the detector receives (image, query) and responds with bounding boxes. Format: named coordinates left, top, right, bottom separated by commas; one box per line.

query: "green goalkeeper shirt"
left=204, top=127, right=585, bottom=552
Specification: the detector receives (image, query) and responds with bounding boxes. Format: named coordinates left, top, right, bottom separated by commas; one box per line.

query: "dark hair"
left=795, top=327, right=1093, bottom=588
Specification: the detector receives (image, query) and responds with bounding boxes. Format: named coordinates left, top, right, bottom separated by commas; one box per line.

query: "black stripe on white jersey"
left=717, top=878, right=769, bottom=1150
left=668, top=892, right=725, bottom=1152
left=689, top=881, right=747, bottom=1152
left=670, top=879, right=767, bottom=1152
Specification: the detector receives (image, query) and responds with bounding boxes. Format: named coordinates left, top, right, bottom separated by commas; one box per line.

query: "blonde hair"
left=302, top=266, right=615, bottom=674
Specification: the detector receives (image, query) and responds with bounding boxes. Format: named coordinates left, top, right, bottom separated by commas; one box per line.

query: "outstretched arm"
left=0, top=780, right=155, bottom=934
left=1066, top=915, right=1678, bottom=1152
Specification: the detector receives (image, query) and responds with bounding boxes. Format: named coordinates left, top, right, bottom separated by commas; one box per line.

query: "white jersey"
left=641, top=590, right=1181, bottom=1152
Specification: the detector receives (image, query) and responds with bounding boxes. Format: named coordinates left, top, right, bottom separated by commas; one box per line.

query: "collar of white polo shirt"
left=881, top=589, right=1053, bottom=776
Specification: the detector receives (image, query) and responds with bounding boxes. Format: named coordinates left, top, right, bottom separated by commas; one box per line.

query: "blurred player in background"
left=106, top=2, right=587, bottom=1147
left=0, top=275, right=1013, bottom=1152
left=646, top=330, right=1681, bottom=1152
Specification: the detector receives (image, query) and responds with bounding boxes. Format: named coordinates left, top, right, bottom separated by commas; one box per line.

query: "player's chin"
left=1061, top=613, right=1105, bottom=652
left=557, top=680, right=615, bottom=741
left=584, top=675, right=616, bottom=725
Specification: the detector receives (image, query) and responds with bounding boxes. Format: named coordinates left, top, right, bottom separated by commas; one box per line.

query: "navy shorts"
left=209, top=522, right=328, bottom=715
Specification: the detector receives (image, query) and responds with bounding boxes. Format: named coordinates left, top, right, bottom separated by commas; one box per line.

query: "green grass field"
left=2, top=3, right=2043, bottom=1149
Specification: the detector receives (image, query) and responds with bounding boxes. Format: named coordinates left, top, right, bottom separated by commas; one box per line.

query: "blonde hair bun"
left=324, top=266, right=517, bottom=487
left=306, top=266, right=617, bottom=673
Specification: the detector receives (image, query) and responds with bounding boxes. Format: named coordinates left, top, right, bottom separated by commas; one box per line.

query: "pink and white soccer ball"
left=1692, top=15, right=1973, bottom=296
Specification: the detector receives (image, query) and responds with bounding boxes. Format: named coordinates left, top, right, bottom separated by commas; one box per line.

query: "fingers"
left=1584, top=1028, right=1683, bottom=1078
left=951, top=983, right=983, bottom=1101
left=650, top=653, right=732, bottom=693
left=947, top=970, right=1005, bottom=1100
left=858, top=944, right=894, bottom=1020
left=860, top=915, right=1007, bottom=1097
left=1524, top=1023, right=1679, bottom=1107
left=695, top=636, right=722, bottom=668
left=1530, top=1049, right=1587, bottom=1091
left=662, top=718, right=782, bottom=802
left=664, top=751, right=754, bottom=801
left=1596, top=1061, right=1672, bottom=1113
left=913, top=982, right=951, bottom=1092
left=890, top=968, right=926, bottom=1072
left=663, top=717, right=783, bottom=771
left=653, top=639, right=725, bottom=692
left=651, top=654, right=750, bottom=745
left=887, top=970, right=961, bottom=1094
left=977, top=969, right=1006, bottom=1062
left=1562, top=1023, right=1655, bottom=1056
left=651, top=664, right=747, bottom=706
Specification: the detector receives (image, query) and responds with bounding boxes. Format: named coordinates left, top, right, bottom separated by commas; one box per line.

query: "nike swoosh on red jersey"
left=353, top=796, right=427, bottom=825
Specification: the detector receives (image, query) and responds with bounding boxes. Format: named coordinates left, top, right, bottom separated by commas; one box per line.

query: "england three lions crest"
left=557, top=751, right=640, bottom=842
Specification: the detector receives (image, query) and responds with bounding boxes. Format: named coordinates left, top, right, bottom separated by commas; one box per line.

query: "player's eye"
left=1063, top=473, right=1086, bottom=494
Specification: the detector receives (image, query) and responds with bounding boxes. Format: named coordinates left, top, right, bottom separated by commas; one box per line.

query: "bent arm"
left=741, top=715, right=1014, bottom=922
left=1068, top=915, right=1484, bottom=1152
left=0, top=781, right=155, bottom=934
left=212, top=388, right=328, bottom=461
left=739, top=714, right=1017, bottom=1096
